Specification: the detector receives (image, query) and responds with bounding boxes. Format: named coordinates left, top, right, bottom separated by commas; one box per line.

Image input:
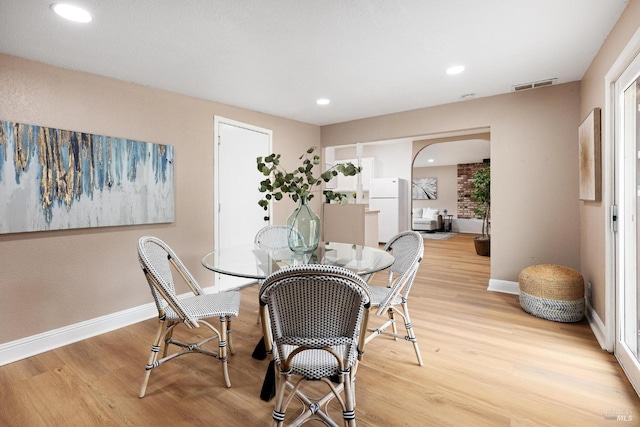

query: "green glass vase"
left=287, top=194, right=320, bottom=254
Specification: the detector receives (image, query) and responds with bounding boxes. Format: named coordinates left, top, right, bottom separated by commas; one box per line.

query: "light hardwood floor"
left=1, top=233, right=638, bottom=426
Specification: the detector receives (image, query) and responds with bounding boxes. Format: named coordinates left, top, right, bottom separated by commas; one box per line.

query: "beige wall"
left=322, top=82, right=582, bottom=285
left=580, top=0, right=640, bottom=321
left=0, top=54, right=319, bottom=344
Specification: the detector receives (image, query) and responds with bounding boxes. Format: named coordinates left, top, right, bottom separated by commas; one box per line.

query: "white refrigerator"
left=368, top=177, right=409, bottom=243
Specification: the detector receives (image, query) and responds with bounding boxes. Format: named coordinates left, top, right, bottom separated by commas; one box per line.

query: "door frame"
left=213, top=116, right=273, bottom=289
left=603, top=27, right=640, bottom=352
left=604, top=25, right=640, bottom=395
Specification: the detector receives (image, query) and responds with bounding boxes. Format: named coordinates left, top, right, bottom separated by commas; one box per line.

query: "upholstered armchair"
left=411, top=207, right=442, bottom=232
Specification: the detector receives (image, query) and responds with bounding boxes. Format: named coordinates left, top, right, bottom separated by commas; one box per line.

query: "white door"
left=214, top=117, right=271, bottom=291
left=614, top=55, right=640, bottom=394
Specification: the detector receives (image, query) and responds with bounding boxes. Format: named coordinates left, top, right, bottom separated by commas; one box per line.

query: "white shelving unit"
left=325, top=157, right=375, bottom=193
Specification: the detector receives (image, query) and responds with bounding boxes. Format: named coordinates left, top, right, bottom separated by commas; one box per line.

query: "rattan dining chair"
left=253, top=225, right=292, bottom=326
left=364, top=230, right=424, bottom=366
left=137, top=236, right=241, bottom=398
left=254, top=224, right=291, bottom=249
left=259, top=264, right=371, bottom=427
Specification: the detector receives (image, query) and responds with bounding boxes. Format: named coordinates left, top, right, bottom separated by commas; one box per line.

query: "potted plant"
left=256, top=146, right=361, bottom=253
left=471, top=165, right=490, bottom=256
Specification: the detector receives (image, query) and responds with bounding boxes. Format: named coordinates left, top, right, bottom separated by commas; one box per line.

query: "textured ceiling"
left=0, top=0, right=629, bottom=126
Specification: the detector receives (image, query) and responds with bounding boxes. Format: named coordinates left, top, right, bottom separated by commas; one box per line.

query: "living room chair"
left=137, top=236, right=241, bottom=398
left=259, top=264, right=371, bottom=427
left=412, top=207, right=442, bottom=232
left=365, top=230, right=425, bottom=366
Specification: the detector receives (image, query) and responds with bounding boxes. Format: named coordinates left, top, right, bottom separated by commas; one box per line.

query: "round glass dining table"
left=201, top=241, right=394, bottom=279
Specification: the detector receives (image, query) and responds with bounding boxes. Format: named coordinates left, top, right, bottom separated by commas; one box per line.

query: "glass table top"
left=201, top=241, right=394, bottom=280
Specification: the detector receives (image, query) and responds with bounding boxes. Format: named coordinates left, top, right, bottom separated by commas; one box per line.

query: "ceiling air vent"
left=511, top=78, right=557, bottom=92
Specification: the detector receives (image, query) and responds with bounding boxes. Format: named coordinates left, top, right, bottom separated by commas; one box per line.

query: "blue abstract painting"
left=0, top=120, right=174, bottom=234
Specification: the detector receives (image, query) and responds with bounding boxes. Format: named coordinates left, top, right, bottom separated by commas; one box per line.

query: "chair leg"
left=284, top=377, right=341, bottom=427
left=401, top=303, right=423, bottom=366
left=139, top=318, right=168, bottom=398
left=388, top=307, right=398, bottom=339
left=342, top=371, right=357, bottom=427
left=368, top=305, right=424, bottom=366
left=162, top=323, right=176, bottom=357
left=226, top=315, right=235, bottom=355
left=140, top=315, right=236, bottom=396
left=271, top=371, right=289, bottom=427
left=219, top=315, right=231, bottom=388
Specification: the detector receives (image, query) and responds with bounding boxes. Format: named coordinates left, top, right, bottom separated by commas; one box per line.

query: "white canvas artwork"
left=0, top=120, right=174, bottom=234
left=412, top=177, right=437, bottom=200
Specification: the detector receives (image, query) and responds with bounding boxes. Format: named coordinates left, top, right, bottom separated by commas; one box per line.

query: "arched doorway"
left=411, top=137, right=490, bottom=235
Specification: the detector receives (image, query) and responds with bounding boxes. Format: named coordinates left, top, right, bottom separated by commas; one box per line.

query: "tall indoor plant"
left=471, top=165, right=490, bottom=256
left=257, top=146, right=361, bottom=253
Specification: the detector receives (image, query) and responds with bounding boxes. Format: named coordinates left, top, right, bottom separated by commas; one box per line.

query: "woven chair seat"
left=368, top=284, right=402, bottom=307
left=163, top=292, right=240, bottom=321
left=278, top=344, right=351, bottom=380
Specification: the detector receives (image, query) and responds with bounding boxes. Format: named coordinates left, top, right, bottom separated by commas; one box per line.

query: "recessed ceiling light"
left=51, top=3, right=93, bottom=23
left=428, top=158, right=435, bottom=163
left=446, top=65, right=465, bottom=75
left=316, top=98, right=330, bottom=106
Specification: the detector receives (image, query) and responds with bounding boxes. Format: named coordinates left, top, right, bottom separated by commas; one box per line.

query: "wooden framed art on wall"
left=412, top=177, right=437, bottom=200
left=578, top=107, right=601, bottom=201
left=0, top=119, right=174, bottom=234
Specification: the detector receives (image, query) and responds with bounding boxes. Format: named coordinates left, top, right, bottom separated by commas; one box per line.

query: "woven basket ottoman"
left=518, top=264, right=585, bottom=322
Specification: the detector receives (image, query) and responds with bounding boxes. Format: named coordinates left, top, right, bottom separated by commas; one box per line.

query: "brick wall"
left=457, top=162, right=488, bottom=219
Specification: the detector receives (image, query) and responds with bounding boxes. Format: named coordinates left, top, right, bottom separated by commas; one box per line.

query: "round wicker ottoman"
left=518, top=264, right=585, bottom=322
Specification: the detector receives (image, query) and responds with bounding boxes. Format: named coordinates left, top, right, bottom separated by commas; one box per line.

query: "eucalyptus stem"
left=257, top=146, right=362, bottom=211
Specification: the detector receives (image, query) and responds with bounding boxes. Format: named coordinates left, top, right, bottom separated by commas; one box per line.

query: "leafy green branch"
left=471, top=165, right=490, bottom=239
left=256, top=146, right=361, bottom=210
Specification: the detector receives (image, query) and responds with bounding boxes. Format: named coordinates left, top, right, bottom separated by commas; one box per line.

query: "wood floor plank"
left=1, top=233, right=638, bottom=426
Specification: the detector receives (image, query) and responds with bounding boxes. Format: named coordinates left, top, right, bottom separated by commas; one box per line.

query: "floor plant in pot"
left=471, top=165, right=490, bottom=256
left=257, top=146, right=361, bottom=253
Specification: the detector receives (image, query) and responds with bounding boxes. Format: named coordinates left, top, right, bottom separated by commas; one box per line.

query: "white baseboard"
left=487, top=280, right=611, bottom=353
left=451, top=218, right=483, bottom=234
left=0, top=302, right=157, bottom=367
left=0, top=287, right=222, bottom=367
left=585, top=299, right=611, bottom=352
left=487, top=279, right=519, bottom=295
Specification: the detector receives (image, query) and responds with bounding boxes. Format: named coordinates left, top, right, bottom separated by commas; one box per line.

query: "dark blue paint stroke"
left=110, top=136, right=123, bottom=188
left=81, top=134, right=94, bottom=199
left=127, top=138, right=147, bottom=183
